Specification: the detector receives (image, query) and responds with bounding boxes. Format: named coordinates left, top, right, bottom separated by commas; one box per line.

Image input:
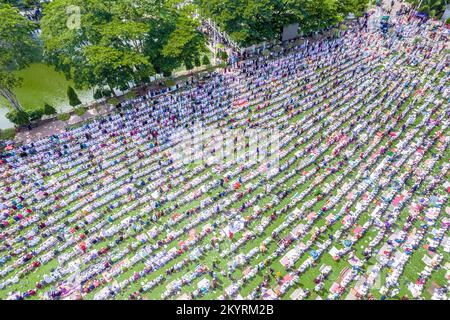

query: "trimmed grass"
left=0, top=63, right=92, bottom=113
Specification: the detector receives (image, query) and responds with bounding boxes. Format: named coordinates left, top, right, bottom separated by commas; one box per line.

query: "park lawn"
left=1, top=63, right=92, bottom=113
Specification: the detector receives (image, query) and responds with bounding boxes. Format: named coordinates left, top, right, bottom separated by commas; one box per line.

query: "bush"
left=202, top=55, right=210, bottom=66
left=93, top=89, right=104, bottom=100
left=57, top=113, right=71, bottom=121
left=102, top=89, right=112, bottom=98
left=43, top=103, right=57, bottom=116
left=273, top=45, right=282, bottom=53
left=162, top=70, right=172, bottom=77
left=108, top=97, right=119, bottom=106
left=184, top=59, right=194, bottom=71
left=27, top=108, right=45, bottom=121
left=219, top=50, right=228, bottom=61
left=165, top=79, right=176, bottom=87
left=0, top=128, right=16, bottom=141
left=139, top=75, right=151, bottom=85
left=74, top=106, right=87, bottom=117
left=67, top=86, right=82, bottom=107
left=446, top=18, right=450, bottom=25
left=124, top=91, right=136, bottom=100
left=194, top=56, right=201, bottom=68
left=119, top=83, right=129, bottom=92
left=6, top=110, right=30, bottom=126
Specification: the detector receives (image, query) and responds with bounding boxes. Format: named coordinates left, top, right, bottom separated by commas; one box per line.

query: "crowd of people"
left=0, top=8, right=449, bottom=300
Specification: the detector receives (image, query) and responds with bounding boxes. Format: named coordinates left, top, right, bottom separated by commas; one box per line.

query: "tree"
left=195, top=0, right=285, bottom=46
left=6, top=109, right=30, bottom=126
left=93, top=89, right=104, bottom=100
left=194, top=56, right=201, bottom=69
left=0, top=4, right=38, bottom=112
left=162, top=4, right=208, bottom=72
left=41, top=0, right=154, bottom=94
left=220, top=51, right=229, bottom=61
left=83, top=45, right=153, bottom=96
left=337, top=0, right=370, bottom=18
left=143, top=2, right=180, bottom=77
left=300, top=0, right=342, bottom=35
left=202, top=55, right=210, bottom=66
left=184, top=59, right=194, bottom=72
left=43, top=103, right=57, bottom=115
left=27, top=108, right=44, bottom=121
left=67, top=86, right=82, bottom=107
left=195, top=0, right=363, bottom=45
left=41, top=0, right=206, bottom=92
left=1, top=0, right=41, bottom=9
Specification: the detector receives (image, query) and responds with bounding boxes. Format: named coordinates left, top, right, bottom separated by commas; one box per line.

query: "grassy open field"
left=13, top=63, right=93, bottom=112
left=0, top=63, right=93, bottom=129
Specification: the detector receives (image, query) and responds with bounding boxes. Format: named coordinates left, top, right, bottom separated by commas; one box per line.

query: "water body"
left=0, top=107, right=14, bottom=130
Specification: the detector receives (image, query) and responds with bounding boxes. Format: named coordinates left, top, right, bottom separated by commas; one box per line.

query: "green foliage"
left=0, top=3, right=38, bottom=111
left=194, top=56, right=201, bottom=68
left=124, top=91, right=137, bottom=100
left=108, top=97, right=120, bottom=106
left=57, top=113, right=71, bottom=121
left=165, top=79, right=176, bottom=87
left=162, top=4, right=207, bottom=72
left=406, top=0, right=449, bottom=18
left=74, top=106, right=87, bottom=117
left=0, top=128, right=16, bottom=141
left=337, top=0, right=370, bottom=18
left=41, top=0, right=154, bottom=94
left=67, top=86, right=82, bottom=107
left=40, top=0, right=206, bottom=92
left=94, top=89, right=104, bottom=100
left=196, top=0, right=370, bottom=46
left=102, top=89, right=112, bottom=98
left=43, top=103, right=57, bottom=116
left=219, top=51, right=228, bottom=61
left=94, top=88, right=113, bottom=100
left=5, top=109, right=30, bottom=126
left=27, top=108, right=44, bottom=121
left=184, top=59, right=194, bottom=71
left=202, top=55, right=210, bottom=66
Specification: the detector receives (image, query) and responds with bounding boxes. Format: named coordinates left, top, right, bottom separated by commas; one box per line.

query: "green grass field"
left=0, top=63, right=93, bottom=129
left=13, top=63, right=92, bottom=112
left=0, top=63, right=92, bottom=113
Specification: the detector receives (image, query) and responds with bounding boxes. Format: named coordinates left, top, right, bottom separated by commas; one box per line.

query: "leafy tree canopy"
left=195, top=0, right=370, bottom=46
left=40, top=0, right=207, bottom=92
left=0, top=3, right=38, bottom=111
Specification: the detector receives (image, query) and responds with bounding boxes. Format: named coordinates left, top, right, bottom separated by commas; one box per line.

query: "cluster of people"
left=0, top=9, right=449, bottom=300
